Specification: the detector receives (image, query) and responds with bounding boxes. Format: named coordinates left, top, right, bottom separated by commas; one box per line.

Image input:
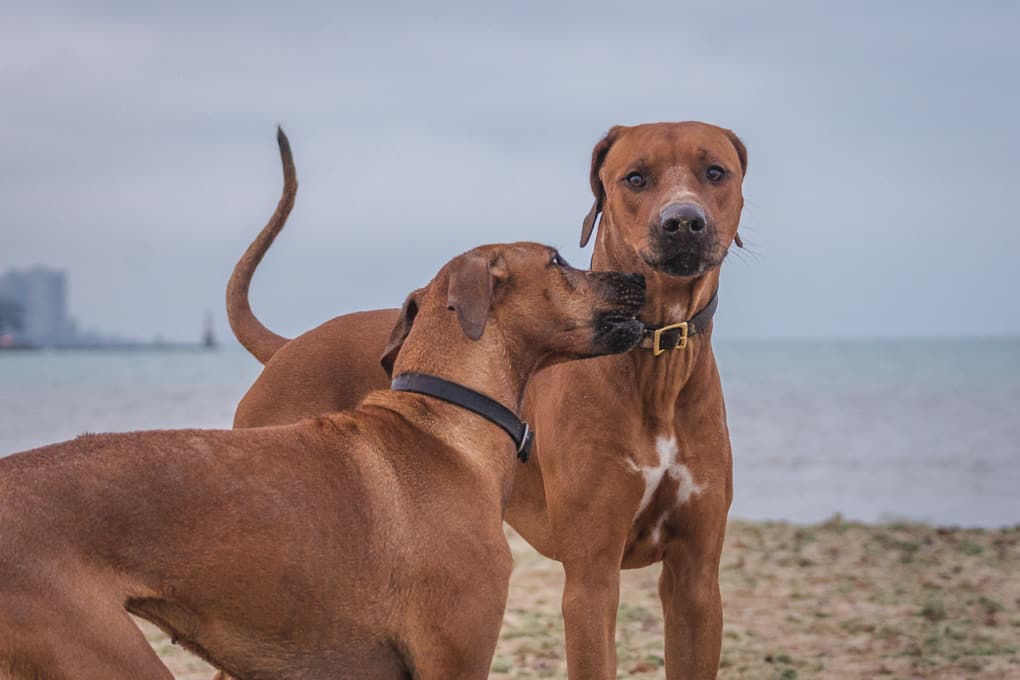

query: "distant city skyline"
left=0, top=265, right=212, bottom=348
left=2, top=2, right=1018, bottom=341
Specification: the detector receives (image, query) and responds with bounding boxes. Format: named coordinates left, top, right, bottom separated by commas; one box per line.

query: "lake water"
left=1, top=338, right=1017, bottom=528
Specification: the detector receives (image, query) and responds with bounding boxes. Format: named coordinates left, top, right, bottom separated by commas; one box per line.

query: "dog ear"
left=723, top=129, right=748, bottom=248
left=380, top=289, right=422, bottom=377
left=446, top=251, right=499, bottom=341
left=580, top=126, right=626, bottom=248
left=723, top=129, right=748, bottom=178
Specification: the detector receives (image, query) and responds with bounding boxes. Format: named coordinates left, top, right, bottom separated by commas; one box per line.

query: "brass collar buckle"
left=652, top=321, right=689, bottom=356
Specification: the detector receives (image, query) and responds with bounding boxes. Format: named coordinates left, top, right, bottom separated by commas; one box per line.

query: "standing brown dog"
left=0, top=243, right=645, bottom=680
left=226, top=123, right=747, bottom=679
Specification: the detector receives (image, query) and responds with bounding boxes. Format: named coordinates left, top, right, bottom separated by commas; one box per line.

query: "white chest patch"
left=627, top=435, right=705, bottom=542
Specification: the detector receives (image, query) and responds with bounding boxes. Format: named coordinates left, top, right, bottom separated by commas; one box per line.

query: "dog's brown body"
left=0, top=243, right=645, bottom=680
left=228, top=122, right=747, bottom=679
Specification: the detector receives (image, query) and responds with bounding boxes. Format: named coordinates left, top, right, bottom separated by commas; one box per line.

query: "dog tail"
left=226, top=126, right=296, bottom=364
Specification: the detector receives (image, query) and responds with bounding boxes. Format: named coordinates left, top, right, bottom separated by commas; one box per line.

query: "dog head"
left=381, top=242, right=646, bottom=376
left=580, top=122, right=747, bottom=279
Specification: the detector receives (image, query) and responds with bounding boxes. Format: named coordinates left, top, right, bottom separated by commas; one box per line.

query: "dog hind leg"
left=1, top=600, right=173, bottom=680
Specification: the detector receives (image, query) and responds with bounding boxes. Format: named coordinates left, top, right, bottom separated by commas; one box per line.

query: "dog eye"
left=551, top=252, right=569, bottom=267
left=625, top=172, right=646, bottom=188
left=706, top=165, right=726, bottom=182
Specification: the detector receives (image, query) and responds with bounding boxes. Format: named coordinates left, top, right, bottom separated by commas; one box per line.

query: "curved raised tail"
left=226, top=127, right=296, bottom=364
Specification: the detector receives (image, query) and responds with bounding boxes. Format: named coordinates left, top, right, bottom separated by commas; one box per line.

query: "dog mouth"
left=594, top=313, right=644, bottom=354
left=642, top=248, right=724, bottom=278
left=593, top=291, right=646, bottom=354
left=580, top=271, right=645, bottom=355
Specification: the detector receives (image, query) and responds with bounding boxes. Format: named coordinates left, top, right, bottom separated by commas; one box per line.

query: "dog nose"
left=659, top=203, right=707, bottom=235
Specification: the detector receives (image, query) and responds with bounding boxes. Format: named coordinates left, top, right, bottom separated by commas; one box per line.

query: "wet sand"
left=147, top=518, right=1020, bottom=678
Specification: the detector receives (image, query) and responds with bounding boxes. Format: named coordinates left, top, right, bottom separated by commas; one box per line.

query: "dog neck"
left=591, top=222, right=724, bottom=417
left=393, top=311, right=538, bottom=414
left=387, top=310, right=542, bottom=494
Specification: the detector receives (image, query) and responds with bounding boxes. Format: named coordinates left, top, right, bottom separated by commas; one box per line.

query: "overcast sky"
left=2, top=1, right=1018, bottom=342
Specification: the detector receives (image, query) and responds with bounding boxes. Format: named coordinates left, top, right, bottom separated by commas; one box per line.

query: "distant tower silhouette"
left=202, top=309, right=217, bottom=349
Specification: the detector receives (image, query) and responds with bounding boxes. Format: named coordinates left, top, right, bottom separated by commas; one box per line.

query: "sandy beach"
left=145, top=517, right=1020, bottom=679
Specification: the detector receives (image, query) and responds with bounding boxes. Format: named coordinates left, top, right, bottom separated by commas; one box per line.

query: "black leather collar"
left=639, top=291, right=719, bottom=356
left=390, top=373, right=533, bottom=463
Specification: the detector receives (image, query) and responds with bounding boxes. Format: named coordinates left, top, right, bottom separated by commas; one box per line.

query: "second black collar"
left=390, top=373, right=533, bottom=463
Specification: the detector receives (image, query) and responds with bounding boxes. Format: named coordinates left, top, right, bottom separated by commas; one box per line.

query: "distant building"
left=202, top=309, right=217, bottom=349
left=0, top=296, right=21, bottom=348
left=0, top=267, right=77, bottom=347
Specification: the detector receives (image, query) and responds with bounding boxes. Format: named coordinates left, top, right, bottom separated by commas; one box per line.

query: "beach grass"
left=145, top=518, right=1020, bottom=678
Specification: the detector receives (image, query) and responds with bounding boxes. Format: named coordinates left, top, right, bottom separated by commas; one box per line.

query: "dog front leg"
left=538, top=429, right=642, bottom=680
left=658, top=504, right=727, bottom=679
left=560, top=556, right=624, bottom=680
